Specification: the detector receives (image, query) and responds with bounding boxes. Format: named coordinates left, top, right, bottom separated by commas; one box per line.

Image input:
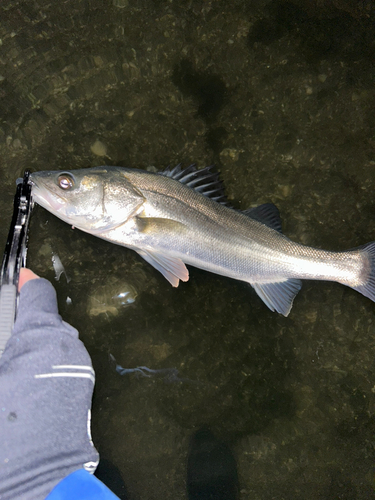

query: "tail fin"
left=352, top=242, right=375, bottom=302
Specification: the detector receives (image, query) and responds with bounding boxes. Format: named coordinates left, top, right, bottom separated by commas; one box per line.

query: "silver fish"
left=29, top=165, right=375, bottom=316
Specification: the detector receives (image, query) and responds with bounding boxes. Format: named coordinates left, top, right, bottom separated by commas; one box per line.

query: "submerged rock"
left=88, top=279, right=138, bottom=317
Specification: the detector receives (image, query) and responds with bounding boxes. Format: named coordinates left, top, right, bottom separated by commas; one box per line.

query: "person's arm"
left=0, top=272, right=100, bottom=500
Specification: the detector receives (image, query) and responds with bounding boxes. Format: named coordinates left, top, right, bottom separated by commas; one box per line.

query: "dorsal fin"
left=159, top=164, right=228, bottom=204
left=243, top=203, right=282, bottom=233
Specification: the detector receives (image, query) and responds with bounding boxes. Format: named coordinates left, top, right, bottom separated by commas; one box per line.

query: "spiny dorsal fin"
left=243, top=203, right=282, bottom=233
left=159, top=164, right=228, bottom=204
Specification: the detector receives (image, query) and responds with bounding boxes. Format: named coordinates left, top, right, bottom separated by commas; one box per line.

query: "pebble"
left=90, top=139, right=107, bottom=157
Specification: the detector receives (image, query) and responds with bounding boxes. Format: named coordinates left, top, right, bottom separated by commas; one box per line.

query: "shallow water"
left=1, top=1, right=375, bottom=498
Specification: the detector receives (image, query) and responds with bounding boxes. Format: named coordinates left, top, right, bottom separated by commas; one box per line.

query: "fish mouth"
left=30, top=175, right=67, bottom=212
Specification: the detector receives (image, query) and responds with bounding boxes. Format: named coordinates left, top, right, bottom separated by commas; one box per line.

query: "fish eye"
left=57, top=174, right=75, bottom=190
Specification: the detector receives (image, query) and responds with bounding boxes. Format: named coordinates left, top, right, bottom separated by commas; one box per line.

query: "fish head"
left=30, top=167, right=145, bottom=232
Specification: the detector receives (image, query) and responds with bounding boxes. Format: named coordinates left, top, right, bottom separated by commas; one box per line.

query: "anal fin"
left=137, top=250, right=189, bottom=287
left=252, top=279, right=302, bottom=316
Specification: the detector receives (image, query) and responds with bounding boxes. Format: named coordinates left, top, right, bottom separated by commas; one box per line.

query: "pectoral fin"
left=137, top=249, right=189, bottom=287
left=252, top=279, right=302, bottom=316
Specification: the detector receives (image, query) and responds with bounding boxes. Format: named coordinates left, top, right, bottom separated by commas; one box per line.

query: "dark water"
left=1, top=1, right=375, bottom=498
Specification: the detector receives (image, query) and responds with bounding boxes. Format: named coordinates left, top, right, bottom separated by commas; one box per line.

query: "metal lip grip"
left=0, top=172, right=34, bottom=357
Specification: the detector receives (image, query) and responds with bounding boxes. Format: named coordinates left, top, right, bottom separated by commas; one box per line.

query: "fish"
left=29, top=164, right=375, bottom=316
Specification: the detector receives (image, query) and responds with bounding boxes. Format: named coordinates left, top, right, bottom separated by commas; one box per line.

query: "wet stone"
left=88, top=281, right=138, bottom=317
left=90, top=139, right=107, bottom=157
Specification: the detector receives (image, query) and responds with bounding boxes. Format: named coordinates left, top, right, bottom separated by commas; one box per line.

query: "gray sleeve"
left=0, top=278, right=99, bottom=500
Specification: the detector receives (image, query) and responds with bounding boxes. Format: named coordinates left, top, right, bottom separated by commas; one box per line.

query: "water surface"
left=1, top=1, right=375, bottom=498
